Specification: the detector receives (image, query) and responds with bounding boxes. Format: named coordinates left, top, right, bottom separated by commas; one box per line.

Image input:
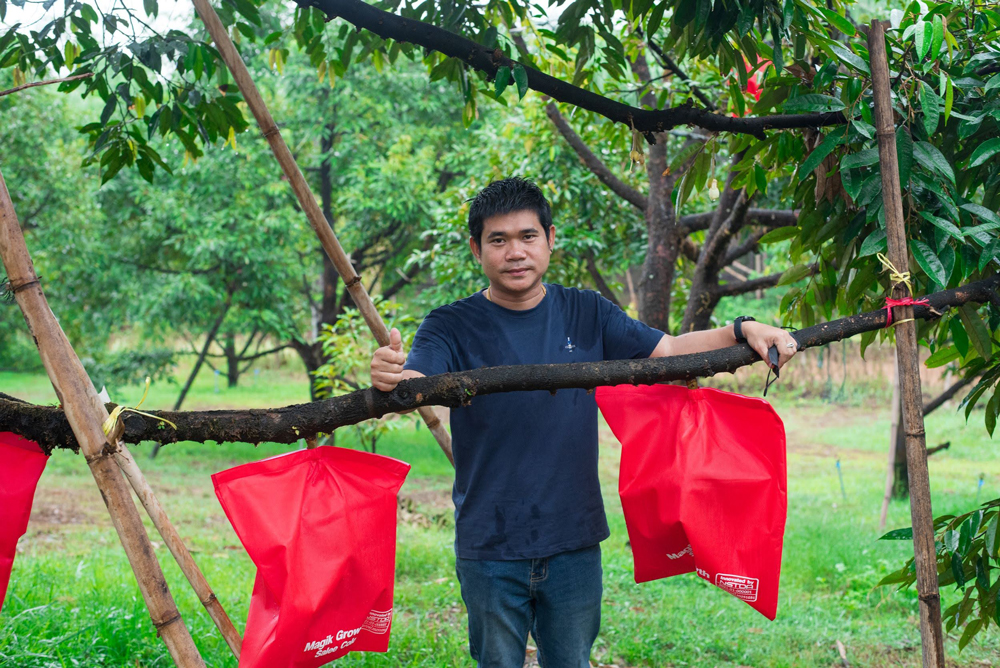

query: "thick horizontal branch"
left=545, top=102, right=647, bottom=210
left=4, top=276, right=997, bottom=453
left=302, top=0, right=848, bottom=137
left=714, top=264, right=818, bottom=297
left=681, top=209, right=797, bottom=233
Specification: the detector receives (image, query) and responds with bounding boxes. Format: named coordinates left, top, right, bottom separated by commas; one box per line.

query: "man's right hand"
left=371, top=327, right=407, bottom=392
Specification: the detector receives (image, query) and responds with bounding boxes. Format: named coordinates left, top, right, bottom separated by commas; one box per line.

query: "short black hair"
left=468, top=177, right=552, bottom=247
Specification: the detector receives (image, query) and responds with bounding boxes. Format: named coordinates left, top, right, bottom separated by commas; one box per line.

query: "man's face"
left=470, top=210, right=556, bottom=296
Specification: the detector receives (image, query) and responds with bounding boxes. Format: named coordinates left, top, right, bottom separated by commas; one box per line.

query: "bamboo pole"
left=867, top=20, right=946, bottom=667
left=112, top=446, right=243, bottom=657
left=190, top=0, right=453, bottom=466
left=0, top=169, right=206, bottom=668
left=879, top=350, right=900, bottom=532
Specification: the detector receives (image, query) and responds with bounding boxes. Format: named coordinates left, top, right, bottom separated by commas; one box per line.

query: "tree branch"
left=0, top=73, right=93, bottom=98
left=302, top=0, right=848, bottom=138
left=645, top=40, right=717, bottom=112
left=4, top=276, right=997, bottom=452
left=545, top=102, right=647, bottom=210
left=583, top=251, right=623, bottom=309
left=923, top=373, right=978, bottom=415
left=722, top=229, right=768, bottom=267
left=681, top=209, right=797, bottom=233
left=714, top=264, right=819, bottom=297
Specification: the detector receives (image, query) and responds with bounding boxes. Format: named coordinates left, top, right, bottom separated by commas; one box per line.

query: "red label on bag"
left=596, top=385, right=787, bottom=620
left=715, top=574, right=759, bottom=602
left=214, top=446, right=410, bottom=667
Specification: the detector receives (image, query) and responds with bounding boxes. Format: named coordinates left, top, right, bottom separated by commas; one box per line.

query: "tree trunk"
left=173, top=301, right=230, bottom=412
left=891, top=389, right=909, bottom=498
left=223, top=334, right=239, bottom=388
left=639, top=137, right=680, bottom=331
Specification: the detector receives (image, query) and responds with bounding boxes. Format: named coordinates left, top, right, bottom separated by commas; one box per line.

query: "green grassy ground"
left=1, top=365, right=998, bottom=667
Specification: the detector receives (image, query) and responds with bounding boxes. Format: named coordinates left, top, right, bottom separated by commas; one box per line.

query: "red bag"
left=0, top=432, right=48, bottom=613
left=213, top=446, right=410, bottom=667
left=596, top=385, right=787, bottom=620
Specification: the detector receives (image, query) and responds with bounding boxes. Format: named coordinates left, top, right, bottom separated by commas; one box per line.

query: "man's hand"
left=371, top=327, right=407, bottom=392
left=743, top=321, right=798, bottom=370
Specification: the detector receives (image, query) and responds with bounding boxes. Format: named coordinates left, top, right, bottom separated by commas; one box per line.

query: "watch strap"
left=733, top=315, right=756, bottom=344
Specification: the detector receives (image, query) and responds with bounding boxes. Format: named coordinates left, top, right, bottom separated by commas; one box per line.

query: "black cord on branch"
left=2, top=275, right=997, bottom=453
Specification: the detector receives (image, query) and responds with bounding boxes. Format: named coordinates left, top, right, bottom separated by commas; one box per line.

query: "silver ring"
left=786, top=342, right=796, bottom=348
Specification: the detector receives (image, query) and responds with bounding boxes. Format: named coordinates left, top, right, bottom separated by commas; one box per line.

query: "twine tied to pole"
left=102, top=377, right=177, bottom=440
left=877, top=252, right=914, bottom=294
left=877, top=253, right=930, bottom=327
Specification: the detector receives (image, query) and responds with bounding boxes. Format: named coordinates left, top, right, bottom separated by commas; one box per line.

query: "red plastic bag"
left=596, top=385, right=787, bottom=620
left=0, top=432, right=48, bottom=613
left=213, top=446, right=411, bottom=667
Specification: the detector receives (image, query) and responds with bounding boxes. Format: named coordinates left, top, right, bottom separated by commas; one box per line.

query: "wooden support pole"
left=112, top=446, right=244, bottom=657
left=190, top=0, right=453, bottom=466
left=868, top=20, right=946, bottom=667
left=0, top=169, right=207, bottom=668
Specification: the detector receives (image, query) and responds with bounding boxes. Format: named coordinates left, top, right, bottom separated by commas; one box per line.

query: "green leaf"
left=911, top=239, right=947, bottom=286
left=919, top=211, right=964, bottom=240
left=512, top=63, right=528, bottom=100
left=817, top=7, right=856, bottom=36
left=859, top=229, right=887, bottom=257
left=799, top=128, right=847, bottom=178
left=100, top=94, right=117, bottom=125
left=915, top=20, right=933, bottom=61
left=493, top=65, right=511, bottom=99
left=921, top=83, right=941, bottom=136
left=777, top=263, right=814, bottom=286
left=951, top=550, right=967, bottom=587
left=969, top=138, right=1000, bottom=168
left=959, top=304, right=993, bottom=361
left=945, top=76, right=954, bottom=123
left=896, top=126, right=913, bottom=187
left=829, top=42, right=868, bottom=73
left=841, top=147, right=880, bottom=170
left=143, top=0, right=157, bottom=18
left=945, top=529, right=961, bottom=553
left=986, top=391, right=999, bottom=437
left=645, top=2, right=666, bottom=37
left=930, top=15, right=944, bottom=60
left=925, top=345, right=960, bottom=368
left=758, top=226, right=799, bottom=244
left=852, top=119, right=875, bottom=139
left=958, top=618, right=982, bottom=652
left=783, top=94, right=846, bottom=114
left=979, top=238, right=1000, bottom=272
left=879, top=527, right=913, bottom=540
left=961, top=203, right=1000, bottom=230
left=987, top=513, right=999, bottom=557
left=913, top=141, right=956, bottom=184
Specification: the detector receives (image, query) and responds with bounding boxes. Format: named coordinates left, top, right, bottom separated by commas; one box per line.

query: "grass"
left=1, top=362, right=999, bottom=667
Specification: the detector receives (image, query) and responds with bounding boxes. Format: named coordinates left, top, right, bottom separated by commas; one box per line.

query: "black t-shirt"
left=404, top=283, right=664, bottom=560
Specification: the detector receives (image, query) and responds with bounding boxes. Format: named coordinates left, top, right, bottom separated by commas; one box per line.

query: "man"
left=370, top=177, right=797, bottom=667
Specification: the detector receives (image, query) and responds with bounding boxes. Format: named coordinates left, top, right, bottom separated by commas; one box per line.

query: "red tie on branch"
left=883, top=297, right=930, bottom=327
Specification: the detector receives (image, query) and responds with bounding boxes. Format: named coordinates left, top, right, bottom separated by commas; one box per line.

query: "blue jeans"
left=455, top=544, right=602, bottom=668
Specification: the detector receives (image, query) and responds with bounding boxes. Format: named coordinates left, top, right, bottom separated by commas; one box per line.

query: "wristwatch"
left=733, top=315, right=756, bottom=344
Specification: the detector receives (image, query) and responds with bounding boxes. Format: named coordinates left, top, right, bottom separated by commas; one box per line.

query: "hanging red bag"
left=213, top=446, right=411, bottom=667
left=596, top=385, right=787, bottom=620
left=0, top=432, right=48, bottom=614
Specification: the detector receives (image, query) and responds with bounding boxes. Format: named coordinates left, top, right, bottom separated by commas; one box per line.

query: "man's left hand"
left=743, top=322, right=798, bottom=370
